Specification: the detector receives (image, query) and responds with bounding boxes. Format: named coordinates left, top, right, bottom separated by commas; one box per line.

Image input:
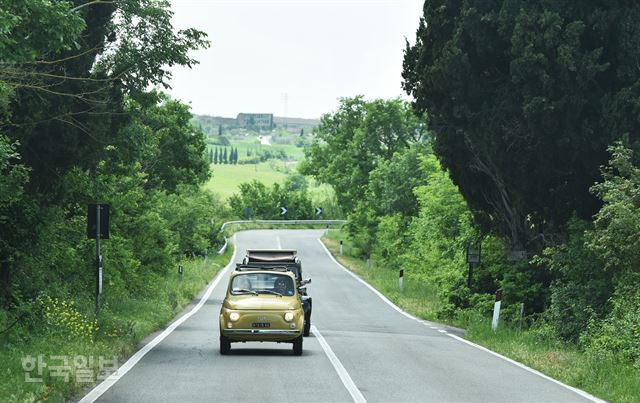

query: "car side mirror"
left=301, top=278, right=311, bottom=286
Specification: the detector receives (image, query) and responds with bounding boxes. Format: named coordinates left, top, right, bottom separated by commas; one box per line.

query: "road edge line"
left=311, top=325, right=366, bottom=403
left=317, top=238, right=605, bottom=403
left=79, top=236, right=238, bottom=403
left=445, top=333, right=606, bottom=403
left=317, top=239, right=424, bottom=324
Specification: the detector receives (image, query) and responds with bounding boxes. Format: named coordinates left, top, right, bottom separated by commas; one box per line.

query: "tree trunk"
left=0, top=260, right=10, bottom=307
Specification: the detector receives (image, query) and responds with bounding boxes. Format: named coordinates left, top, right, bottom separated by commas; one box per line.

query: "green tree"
left=229, top=180, right=314, bottom=220
left=403, top=1, right=640, bottom=250
left=0, top=0, right=210, bottom=303
left=114, top=95, right=210, bottom=192
left=209, top=148, right=213, bottom=163
left=214, top=147, right=219, bottom=164
left=223, top=147, right=228, bottom=164
left=284, top=172, right=308, bottom=192
left=300, top=97, right=426, bottom=213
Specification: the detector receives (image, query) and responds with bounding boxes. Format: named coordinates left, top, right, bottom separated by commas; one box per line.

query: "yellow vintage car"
left=219, top=265, right=305, bottom=355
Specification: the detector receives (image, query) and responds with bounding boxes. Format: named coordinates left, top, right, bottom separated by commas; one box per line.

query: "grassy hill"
left=203, top=161, right=289, bottom=199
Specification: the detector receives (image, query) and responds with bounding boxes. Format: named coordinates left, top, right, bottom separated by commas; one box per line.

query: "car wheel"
left=220, top=335, right=231, bottom=355
left=292, top=335, right=303, bottom=356
left=303, top=313, right=311, bottom=337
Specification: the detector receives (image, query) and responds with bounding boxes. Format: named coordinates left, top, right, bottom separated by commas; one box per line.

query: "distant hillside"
left=273, top=116, right=320, bottom=128
left=193, top=114, right=320, bottom=131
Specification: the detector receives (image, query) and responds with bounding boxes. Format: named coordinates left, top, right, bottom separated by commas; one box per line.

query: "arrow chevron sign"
left=280, top=206, right=288, bottom=215
left=315, top=207, right=323, bottom=216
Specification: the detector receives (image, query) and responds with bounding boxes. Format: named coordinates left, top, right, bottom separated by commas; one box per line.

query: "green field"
left=207, top=135, right=306, bottom=162
left=203, top=135, right=338, bottom=204
left=203, top=162, right=289, bottom=199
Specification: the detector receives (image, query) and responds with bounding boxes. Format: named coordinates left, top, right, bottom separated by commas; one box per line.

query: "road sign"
left=315, top=207, right=323, bottom=216
left=466, top=245, right=481, bottom=264
left=280, top=206, right=287, bottom=216
left=87, top=204, right=110, bottom=239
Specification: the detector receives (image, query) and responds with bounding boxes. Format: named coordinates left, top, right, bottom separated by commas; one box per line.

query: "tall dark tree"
left=223, top=147, right=228, bottom=164
left=209, top=148, right=213, bottom=163
left=214, top=147, right=219, bottom=164
left=403, top=1, right=640, bottom=250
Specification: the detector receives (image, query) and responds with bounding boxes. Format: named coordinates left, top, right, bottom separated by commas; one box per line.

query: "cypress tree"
left=214, top=147, right=218, bottom=164
left=223, top=147, right=228, bottom=164
left=209, top=148, right=213, bottom=163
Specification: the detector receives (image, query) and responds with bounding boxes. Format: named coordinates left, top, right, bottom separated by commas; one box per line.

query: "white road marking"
left=438, top=329, right=447, bottom=334
left=311, top=325, right=367, bottom=403
left=318, top=239, right=423, bottom=323
left=317, top=238, right=605, bottom=403
left=79, top=236, right=238, bottom=403
left=445, top=333, right=606, bottom=403
left=276, top=236, right=282, bottom=250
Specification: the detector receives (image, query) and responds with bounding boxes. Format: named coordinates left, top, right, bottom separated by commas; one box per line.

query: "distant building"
left=237, top=113, right=273, bottom=130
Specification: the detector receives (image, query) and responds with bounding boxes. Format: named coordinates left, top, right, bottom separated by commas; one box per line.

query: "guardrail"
left=216, top=219, right=347, bottom=255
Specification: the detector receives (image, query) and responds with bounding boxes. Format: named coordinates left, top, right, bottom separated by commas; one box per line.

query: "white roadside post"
left=339, top=240, right=343, bottom=255
left=399, top=269, right=404, bottom=293
left=491, top=289, right=502, bottom=331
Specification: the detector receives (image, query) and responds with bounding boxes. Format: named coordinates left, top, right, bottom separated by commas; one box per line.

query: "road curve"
left=83, top=229, right=600, bottom=403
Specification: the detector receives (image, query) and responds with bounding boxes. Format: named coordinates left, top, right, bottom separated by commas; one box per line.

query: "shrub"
left=580, top=275, right=640, bottom=367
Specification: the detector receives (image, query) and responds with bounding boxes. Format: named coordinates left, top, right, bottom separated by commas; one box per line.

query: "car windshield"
left=231, top=273, right=295, bottom=296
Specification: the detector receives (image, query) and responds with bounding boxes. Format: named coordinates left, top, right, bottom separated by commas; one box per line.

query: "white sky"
left=167, top=0, right=424, bottom=119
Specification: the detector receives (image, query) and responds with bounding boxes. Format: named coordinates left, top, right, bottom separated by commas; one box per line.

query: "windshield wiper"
left=257, top=290, right=283, bottom=297
left=233, top=289, right=258, bottom=295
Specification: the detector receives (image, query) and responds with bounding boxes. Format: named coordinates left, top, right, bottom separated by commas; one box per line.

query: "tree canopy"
left=300, top=97, right=426, bottom=213
left=403, top=1, right=640, bottom=250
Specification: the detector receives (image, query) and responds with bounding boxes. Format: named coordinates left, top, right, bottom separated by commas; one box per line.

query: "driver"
left=273, top=276, right=293, bottom=295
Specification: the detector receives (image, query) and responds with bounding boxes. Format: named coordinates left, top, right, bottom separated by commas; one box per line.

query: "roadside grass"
left=322, top=232, right=443, bottom=323
left=465, top=321, right=640, bottom=402
left=322, top=229, right=640, bottom=403
left=0, top=247, right=233, bottom=403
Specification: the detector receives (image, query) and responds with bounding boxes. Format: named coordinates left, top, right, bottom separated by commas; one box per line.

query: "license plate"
left=252, top=322, right=270, bottom=328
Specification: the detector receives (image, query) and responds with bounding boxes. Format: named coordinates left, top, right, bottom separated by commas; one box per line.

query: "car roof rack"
left=234, top=264, right=292, bottom=273
left=245, top=250, right=298, bottom=263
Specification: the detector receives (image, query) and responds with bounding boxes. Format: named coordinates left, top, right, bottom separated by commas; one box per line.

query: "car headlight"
left=229, top=312, right=240, bottom=322
left=284, top=312, right=294, bottom=322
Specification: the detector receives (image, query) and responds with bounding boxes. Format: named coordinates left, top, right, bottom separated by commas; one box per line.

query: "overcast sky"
left=167, top=0, right=424, bottom=119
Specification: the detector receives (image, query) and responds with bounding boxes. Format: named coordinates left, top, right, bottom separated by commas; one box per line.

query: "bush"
left=580, top=275, right=640, bottom=367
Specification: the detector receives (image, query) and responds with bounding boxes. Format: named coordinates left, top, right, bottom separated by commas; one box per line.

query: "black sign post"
left=88, top=204, right=110, bottom=314
left=466, top=242, right=481, bottom=289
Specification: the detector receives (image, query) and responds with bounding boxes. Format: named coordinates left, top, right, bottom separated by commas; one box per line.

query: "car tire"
left=220, top=335, right=231, bottom=355
left=303, top=313, right=311, bottom=337
left=292, top=335, right=303, bottom=356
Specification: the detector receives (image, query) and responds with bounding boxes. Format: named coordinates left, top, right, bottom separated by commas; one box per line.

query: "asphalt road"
left=83, top=229, right=601, bottom=403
